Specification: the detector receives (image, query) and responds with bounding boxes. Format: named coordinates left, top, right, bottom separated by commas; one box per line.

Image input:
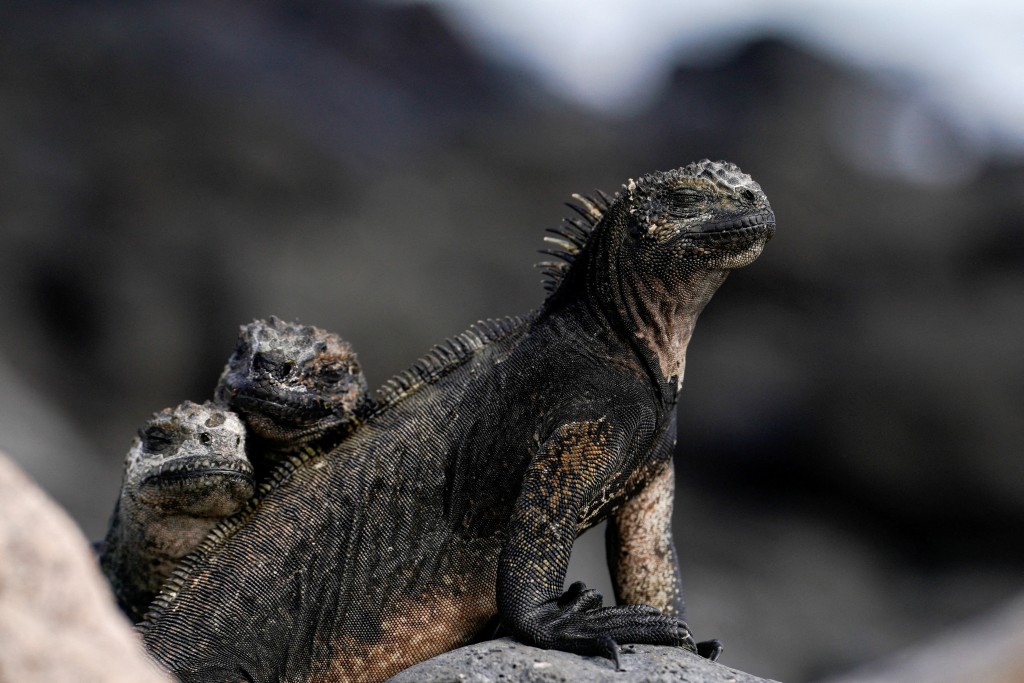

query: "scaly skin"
left=98, top=401, right=252, bottom=622
left=98, top=320, right=368, bottom=621
left=214, top=317, right=368, bottom=479
left=140, top=160, right=775, bottom=682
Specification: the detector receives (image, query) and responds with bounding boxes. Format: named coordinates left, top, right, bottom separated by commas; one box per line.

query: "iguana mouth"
left=140, top=457, right=253, bottom=488
left=690, top=211, right=776, bottom=240
left=232, top=392, right=328, bottom=423
left=243, top=411, right=348, bottom=443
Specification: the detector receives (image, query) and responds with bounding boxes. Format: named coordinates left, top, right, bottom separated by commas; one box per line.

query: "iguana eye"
left=318, top=366, right=348, bottom=385
left=143, top=428, right=173, bottom=453
left=669, top=187, right=704, bottom=204
left=253, top=353, right=292, bottom=380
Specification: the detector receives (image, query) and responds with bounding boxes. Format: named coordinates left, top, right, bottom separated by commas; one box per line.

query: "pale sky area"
left=406, top=0, right=1024, bottom=156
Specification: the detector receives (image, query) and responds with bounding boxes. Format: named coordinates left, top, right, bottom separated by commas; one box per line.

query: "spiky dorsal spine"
left=373, top=316, right=528, bottom=409
left=537, top=190, right=615, bottom=293
left=141, top=315, right=529, bottom=628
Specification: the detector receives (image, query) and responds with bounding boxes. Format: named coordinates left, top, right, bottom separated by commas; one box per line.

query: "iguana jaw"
left=214, top=316, right=367, bottom=445
left=137, top=457, right=254, bottom=515
left=672, top=210, right=776, bottom=269
left=233, top=398, right=354, bottom=444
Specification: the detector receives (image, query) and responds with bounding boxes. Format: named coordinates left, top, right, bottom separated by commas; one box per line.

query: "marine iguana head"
left=214, top=317, right=368, bottom=447
left=541, top=160, right=775, bottom=392
left=126, top=400, right=252, bottom=516
left=617, top=160, right=775, bottom=269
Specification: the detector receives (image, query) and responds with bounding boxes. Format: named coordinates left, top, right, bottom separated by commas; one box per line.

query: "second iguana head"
left=214, top=317, right=368, bottom=448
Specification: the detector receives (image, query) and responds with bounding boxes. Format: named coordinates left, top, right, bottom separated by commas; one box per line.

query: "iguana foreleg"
left=605, top=454, right=723, bottom=661
left=496, top=419, right=697, bottom=668
left=606, top=458, right=684, bottom=616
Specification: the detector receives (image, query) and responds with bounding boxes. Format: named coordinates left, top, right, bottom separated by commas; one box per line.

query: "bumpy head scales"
left=214, top=316, right=368, bottom=444
left=623, top=159, right=774, bottom=243
left=126, top=400, right=252, bottom=514
left=540, top=160, right=775, bottom=295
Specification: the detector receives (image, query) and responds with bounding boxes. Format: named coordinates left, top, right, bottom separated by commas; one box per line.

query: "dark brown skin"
left=139, top=160, right=775, bottom=682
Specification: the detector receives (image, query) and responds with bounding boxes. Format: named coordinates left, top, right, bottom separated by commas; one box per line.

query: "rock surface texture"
left=0, top=450, right=170, bottom=683
left=387, top=638, right=779, bottom=683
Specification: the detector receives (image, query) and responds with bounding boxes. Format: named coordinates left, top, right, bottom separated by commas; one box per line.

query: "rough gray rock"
left=0, top=450, right=170, bottom=683
left=387, top=637, right=779, bottom=683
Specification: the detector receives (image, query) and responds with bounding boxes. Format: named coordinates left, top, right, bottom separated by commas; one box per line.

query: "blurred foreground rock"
left=0, top=450, right=170, bottom=683
left=388, top=637, right=779, bottom=683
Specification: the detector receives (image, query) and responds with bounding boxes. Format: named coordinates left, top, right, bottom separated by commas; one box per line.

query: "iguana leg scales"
left=498, top=420, right=697, bottom=663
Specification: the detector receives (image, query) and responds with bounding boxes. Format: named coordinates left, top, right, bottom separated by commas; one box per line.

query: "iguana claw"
left=697, top=638, right=724, bottom=661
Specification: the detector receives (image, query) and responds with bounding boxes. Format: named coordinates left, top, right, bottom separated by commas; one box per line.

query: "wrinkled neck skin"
left=614, top=267, right=728, bottom=397
left=568, top=229, right=731, bottom=403
left=100, top=492, right=219, bottom=621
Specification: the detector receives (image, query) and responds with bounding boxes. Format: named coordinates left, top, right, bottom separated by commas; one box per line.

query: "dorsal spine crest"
left=536, top=190, right=616, bottom=294
left=372, top=316, right=527, bottom=410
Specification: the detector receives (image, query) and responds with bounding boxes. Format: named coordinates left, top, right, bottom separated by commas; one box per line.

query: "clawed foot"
left=514, top=581, right=697, bottom=670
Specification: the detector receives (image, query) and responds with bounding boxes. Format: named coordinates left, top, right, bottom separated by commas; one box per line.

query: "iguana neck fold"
left=541, top=160, right=774, bottom=401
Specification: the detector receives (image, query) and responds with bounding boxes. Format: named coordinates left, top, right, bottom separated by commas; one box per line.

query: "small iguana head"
left=618, top=160, right=775, bottom=269
left=214, top=317, right=368, bottom=446
left=125, top=400, right=252, bottom=516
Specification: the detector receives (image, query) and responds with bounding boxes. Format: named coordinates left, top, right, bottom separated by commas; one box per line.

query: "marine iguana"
left=98, top=401, right=253, bottom=622
left=139, top=160, right=776, bottom=682
left=99, top=319, right=368, bottom=620
left=214, top=316, right=369, bottom=479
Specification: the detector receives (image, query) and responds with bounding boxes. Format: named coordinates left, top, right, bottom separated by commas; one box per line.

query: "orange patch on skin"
left=309, top=581, right=497, bottom=683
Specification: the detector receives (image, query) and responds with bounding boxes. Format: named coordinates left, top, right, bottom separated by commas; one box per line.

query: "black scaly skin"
left=99, top=320, right=367, bottom=621
left=139, top=160, right=775, bottom=682
left=214, top=317, right=370, bottom=480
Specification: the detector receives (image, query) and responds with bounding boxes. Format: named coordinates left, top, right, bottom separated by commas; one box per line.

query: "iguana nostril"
left=200, top=433, right=212, bottom=445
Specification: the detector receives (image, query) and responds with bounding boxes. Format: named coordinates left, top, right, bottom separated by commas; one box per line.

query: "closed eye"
left=669, top=187, right=704, bottom=205
left=143, top=427, right=174, bottom=453
left=318, top=367, right=349, bottom=385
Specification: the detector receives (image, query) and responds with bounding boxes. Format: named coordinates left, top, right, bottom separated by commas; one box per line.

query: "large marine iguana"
left=139, top=160, right=776, bottom=682
left=99, top=320, right=368, bottom=620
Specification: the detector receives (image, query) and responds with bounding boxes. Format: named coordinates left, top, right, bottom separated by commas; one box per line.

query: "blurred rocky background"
left=0, top=1, right=1021, bottom=681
